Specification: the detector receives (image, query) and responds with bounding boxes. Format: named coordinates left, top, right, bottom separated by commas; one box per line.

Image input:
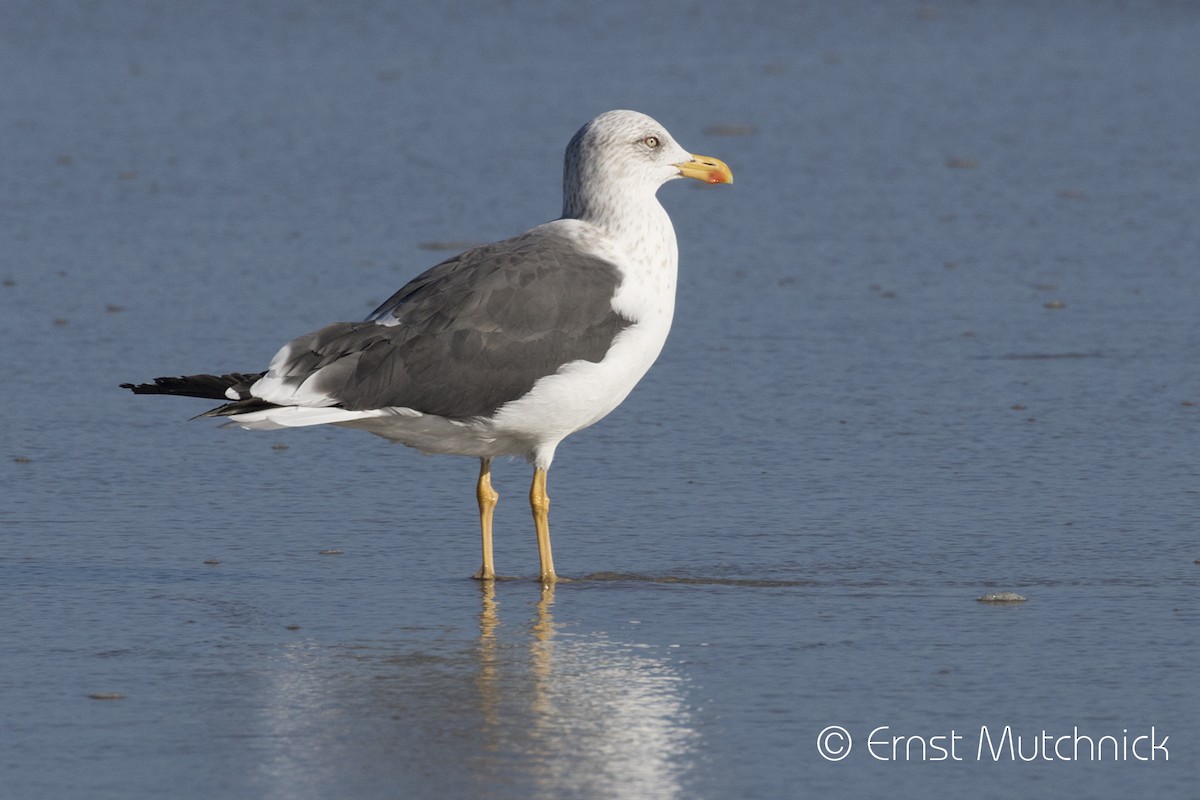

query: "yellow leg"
left=473, top=458, right=498, bottom=581
left=530, top=467, right=556, bottom=584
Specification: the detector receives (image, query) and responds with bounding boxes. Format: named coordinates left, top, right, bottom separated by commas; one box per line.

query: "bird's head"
left=562, top=110, right=732, bottom=220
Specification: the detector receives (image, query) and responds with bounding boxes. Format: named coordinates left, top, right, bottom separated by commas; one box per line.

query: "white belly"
left=487, top=312, right=671, bottom=455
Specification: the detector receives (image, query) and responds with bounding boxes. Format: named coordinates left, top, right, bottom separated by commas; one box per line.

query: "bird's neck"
left=563, top=187, right=679, bottom=275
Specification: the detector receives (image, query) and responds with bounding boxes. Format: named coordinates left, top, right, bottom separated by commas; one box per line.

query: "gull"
left=123, top=109, right=732, bottom=583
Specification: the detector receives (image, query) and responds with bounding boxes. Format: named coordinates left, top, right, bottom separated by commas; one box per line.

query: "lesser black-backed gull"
left=122, top=109, right=733, bottom=583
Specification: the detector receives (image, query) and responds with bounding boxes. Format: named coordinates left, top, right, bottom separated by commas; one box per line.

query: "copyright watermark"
left=817, top=725, right=1169, bottom=763
left=816, top=726, right=853, bottom=761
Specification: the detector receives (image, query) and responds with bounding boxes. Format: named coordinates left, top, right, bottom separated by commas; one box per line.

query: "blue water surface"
left=2, top=2, right=1197, bottom=798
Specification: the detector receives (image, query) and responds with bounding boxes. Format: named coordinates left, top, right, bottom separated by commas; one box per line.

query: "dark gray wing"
left=268, top=229, right=631, bottom=419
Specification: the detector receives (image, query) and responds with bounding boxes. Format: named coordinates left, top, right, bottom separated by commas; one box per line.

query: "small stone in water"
left=977, top=592, right=1027, bottom=604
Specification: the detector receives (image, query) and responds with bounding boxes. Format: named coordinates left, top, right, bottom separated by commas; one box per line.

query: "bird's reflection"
left=251, top=583, right=697, bottom=799
left=472, top=582, right=695, bottom=798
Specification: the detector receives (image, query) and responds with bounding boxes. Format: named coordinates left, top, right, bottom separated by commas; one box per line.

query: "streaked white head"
left=561, top=110, right=732, bottom=223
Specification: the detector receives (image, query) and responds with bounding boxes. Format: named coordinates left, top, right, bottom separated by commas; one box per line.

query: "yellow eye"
left=643, top=135, right=660, bottom=149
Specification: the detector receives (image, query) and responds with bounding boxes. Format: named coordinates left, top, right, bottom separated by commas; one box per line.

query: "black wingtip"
left=192, top=397, right=280, bottom=419
left=119, top=372, right=266, bottom=400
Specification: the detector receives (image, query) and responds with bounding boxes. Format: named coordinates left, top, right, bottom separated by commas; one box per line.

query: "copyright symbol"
left=817, top=725, right=852, bottom=761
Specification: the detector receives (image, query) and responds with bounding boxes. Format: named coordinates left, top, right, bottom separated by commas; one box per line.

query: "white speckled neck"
left=559, top=110, right=687, bottom=300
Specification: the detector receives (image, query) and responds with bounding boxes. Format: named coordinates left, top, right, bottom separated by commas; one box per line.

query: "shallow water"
left=2, top=2, right=1198, bottom=798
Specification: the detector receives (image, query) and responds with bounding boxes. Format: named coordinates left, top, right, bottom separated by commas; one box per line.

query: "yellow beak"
left=675, top=154, right=734, bottom=185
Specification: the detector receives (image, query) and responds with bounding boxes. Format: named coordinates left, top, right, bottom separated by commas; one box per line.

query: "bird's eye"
left=643, top=135, right=660, bottom=149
